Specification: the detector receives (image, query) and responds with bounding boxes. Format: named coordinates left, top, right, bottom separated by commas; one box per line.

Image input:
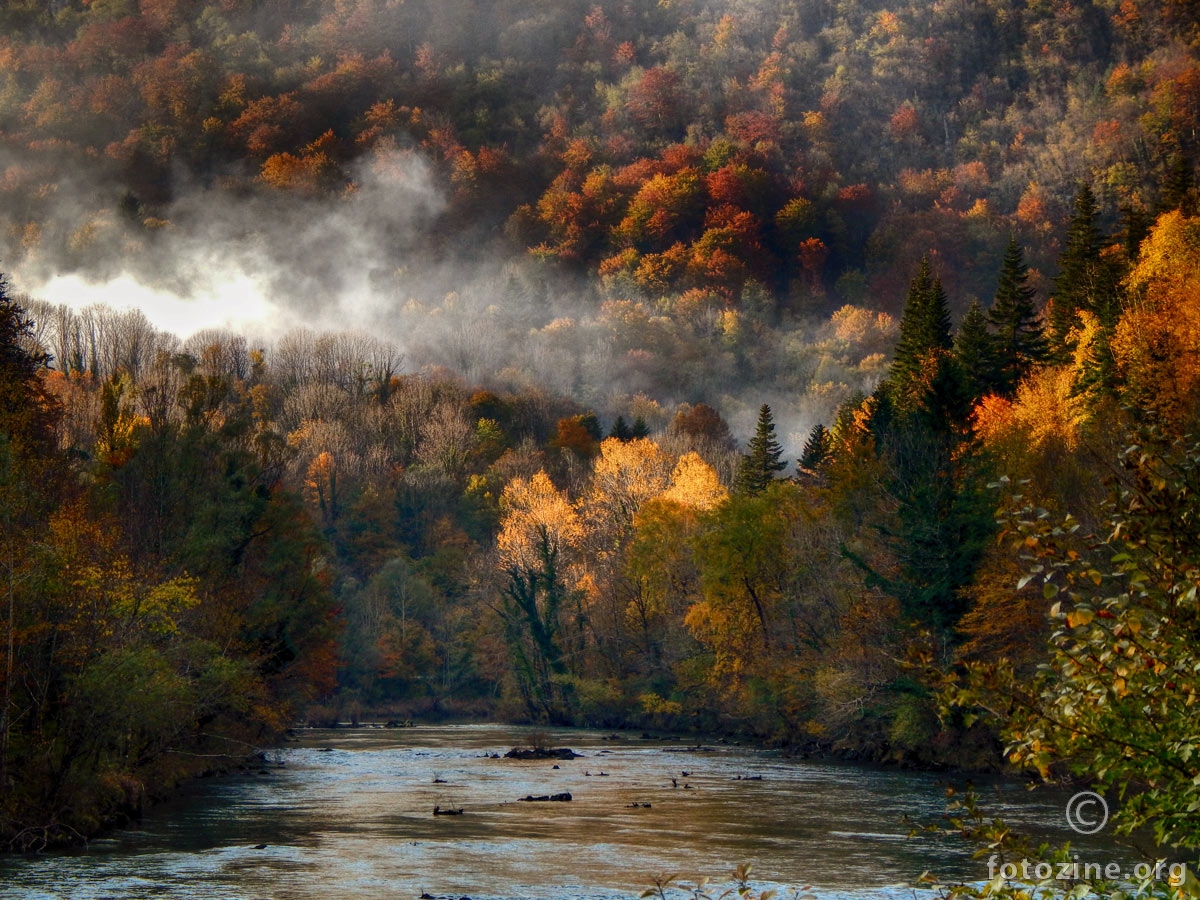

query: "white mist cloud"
left=10, top=146, right=449, bottom=342
left=33, top=271, right=291, bottom=341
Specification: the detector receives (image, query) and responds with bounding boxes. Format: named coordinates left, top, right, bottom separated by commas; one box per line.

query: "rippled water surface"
left=0, top=724, right=1124, bottom=900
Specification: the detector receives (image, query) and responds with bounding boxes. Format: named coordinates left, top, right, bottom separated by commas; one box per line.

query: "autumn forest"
left=2, top=0, right=1200, bottom=859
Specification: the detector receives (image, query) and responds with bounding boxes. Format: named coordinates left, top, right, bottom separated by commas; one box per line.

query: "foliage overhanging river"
left=0, top=725, right=1131, bottom=900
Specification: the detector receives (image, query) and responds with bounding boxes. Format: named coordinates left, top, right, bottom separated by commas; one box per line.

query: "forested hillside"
left=2, top=0, right=1200, bottom=855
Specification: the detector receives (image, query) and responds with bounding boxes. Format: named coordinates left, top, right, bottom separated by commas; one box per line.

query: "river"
left=0, top=724, right=1131, bottom=900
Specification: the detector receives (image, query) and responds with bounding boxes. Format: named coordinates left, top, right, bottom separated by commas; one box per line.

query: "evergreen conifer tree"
left=988, top=237, right=1047, bottom=396
left=735, top=404, right=786, bottom=494
left=1120, top=203, right=1151, bottom=264
left=1160, top=152, right=1198, bottom=216
left=891, top=258, right=953, bottom=390
left=1050, top=183, right=1118, bottom=353
left=887, top=258, right=962, bottom=428
left=797, top=422, right=831, bottom=478
left=855, top=258, right=992, bottom=634
left=608, top=415, right=633, bottom=440
left=954, top=300, right=996, bottom=402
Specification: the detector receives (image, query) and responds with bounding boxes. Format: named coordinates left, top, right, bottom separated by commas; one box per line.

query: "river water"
left=0, top=724, right=1129, bottom=900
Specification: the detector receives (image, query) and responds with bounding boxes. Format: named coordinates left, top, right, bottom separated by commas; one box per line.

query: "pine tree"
left=735, top=404, right=786, bottom=494
left=891, top=258, right=953, bottom=389
left=855, top=260, right=992, bottom=633
left=869, top=420, right=993, bottom=632
left=1050, top=183, right=1118, bottom=354
left=988, top=237, right=1047, bottom=396
left=1120, top=203, right=1152, bottom=264
left=797, top=422, right=831, bottom=478
left=608, top=415, right=633, bottom=440
left=578, top=412, right=603, bottom=441
left=1160, top=152, right=1198, bottom=216
left=955, top=300, right=996, bottom=402
left=630, top=416, right=650, bottom=438
left=887, top=257, right=962, bottom=429
left=1054, top=183, right=1103, bottom=314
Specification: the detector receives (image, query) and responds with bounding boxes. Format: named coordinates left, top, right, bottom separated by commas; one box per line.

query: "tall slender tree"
left=988, top=237, right=1047, bottom=396
left=608, top=415, right=633, bottom=440
left=1050, top=183, right=1118, bottom=353
left=797, top=422, right=832, bottom=479
left=887, top=258, right=965, bottom=430
left=850, top=259, right=992, bottom=635
left=735, top=404, right=786, bottom=494
left=0, top=278, right=61, bottom=810
left=1160, top=152, right=1198, bottom=216
left=890, top=257, right=953, bottom=390
left=955, top=300, right=997, bottom=403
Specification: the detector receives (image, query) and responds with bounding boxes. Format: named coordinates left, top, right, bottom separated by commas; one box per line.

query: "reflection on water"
left=0, top=725, right=1127, bottom=900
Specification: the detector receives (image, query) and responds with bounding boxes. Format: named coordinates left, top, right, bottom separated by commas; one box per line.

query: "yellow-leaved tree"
left=1114, top=210, right=1200, bottom=429
left=660, top=451, right=728, bottom=510
left=495, top=471, right=585, bottom=721
left=574, top=438, right=674, bottom=686
left=622, top=451, right=728, bottom=704
left=582, top=437, right=673, bottom=547
left=496, top=470, right=584, bottom=571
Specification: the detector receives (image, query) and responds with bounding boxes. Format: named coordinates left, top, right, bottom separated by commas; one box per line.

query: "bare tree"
left=14, top=295, right=54, bottom=364
left=417, top=399, right=476, bottom=480
left=271, top=328, right=402, bottom=400
left=184, top=329, right=251, bottom=381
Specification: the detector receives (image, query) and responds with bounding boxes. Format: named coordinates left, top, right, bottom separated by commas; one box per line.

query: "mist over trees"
left=1, top=0, right=1200, bottom=859
left=0, top=0, right=1196, bottom=435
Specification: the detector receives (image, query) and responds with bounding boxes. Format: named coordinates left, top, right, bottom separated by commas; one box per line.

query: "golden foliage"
left=639, top=691, right=683, bottom=715
left=1125, top=210, right=1200, bottom=300
left=1015, top=181, right=1052, bottom=234
left=955, top=543, right=1049, bottom=674
left=496, top=470, right=584, bottom=571
left=971, top=393, right=1015, bottom=444
left=659, top=451, right=727, bottom=510
left=46, top=503, right=201, bottom=651
left=683, top=596, right=759, bottom=683
left=260, top=129, right=342, bottom=194
left=830, top=304, right=897, bottom=356
left=1114, top=211, right=1200, bottom=426
left=305, top=450, right=338, bottom=522
left=586, top=437, right=673, bottom=524
left=981, top=365, right=1086, bottom=452
left=626, top=498, right=698, bottom=624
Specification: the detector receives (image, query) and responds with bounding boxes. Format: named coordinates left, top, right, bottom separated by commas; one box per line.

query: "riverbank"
left=299, top=696, right=1008, bottom=774
left=0, top=730, right=290, bottom=854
